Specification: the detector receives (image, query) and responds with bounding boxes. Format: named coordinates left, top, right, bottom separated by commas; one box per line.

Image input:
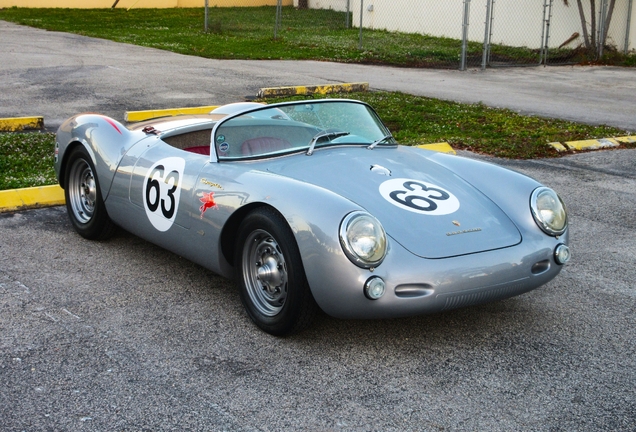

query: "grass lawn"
left=0, top=7, right=634, bottom=68
left=0, top=132, right=57, bottom=190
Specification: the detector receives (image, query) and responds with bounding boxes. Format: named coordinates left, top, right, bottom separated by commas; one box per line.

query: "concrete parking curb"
left=549, top=136, right=636, bottom=152
left=0, top=116, right=44, bottom=132
left=0, top=185, right=65, bottom=213
left=565, top=137, right=620, bottom=151
left=125, top=105, right=220, bottom=122
left=257, top=82, right=369, bottom=99
left=417, top=142, right=456, bottom=155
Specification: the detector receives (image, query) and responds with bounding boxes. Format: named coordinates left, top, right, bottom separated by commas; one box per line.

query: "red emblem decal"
left=199, top=191, right=217, bottom=218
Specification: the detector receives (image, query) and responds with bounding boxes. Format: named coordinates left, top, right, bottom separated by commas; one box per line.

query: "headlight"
left=339, top=211, right=387, bottom=268
left=530, top=187, right=568, bottom=236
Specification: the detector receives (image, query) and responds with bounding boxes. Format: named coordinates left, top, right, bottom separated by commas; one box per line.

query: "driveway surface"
left=1, top=19, right=635, bottom=431
left=2, top=149, right=635, bottom=431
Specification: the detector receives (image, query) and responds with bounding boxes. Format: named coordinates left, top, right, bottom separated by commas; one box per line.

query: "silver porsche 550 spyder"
left=54, top=99, right=570, bottom=335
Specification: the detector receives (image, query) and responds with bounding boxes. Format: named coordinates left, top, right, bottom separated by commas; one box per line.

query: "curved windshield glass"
left=213, top=100, right=394, bottom=160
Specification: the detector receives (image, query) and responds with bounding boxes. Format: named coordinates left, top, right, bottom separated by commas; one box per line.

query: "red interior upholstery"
left=241, top=137, right=293, bottom=156
left=184, top=146, right=210, bottom=155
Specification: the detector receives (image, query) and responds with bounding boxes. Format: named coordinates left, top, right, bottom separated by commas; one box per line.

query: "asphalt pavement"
left=1, top=19, right=635, bottom=431
left=1, top=20, right=636, bottom=131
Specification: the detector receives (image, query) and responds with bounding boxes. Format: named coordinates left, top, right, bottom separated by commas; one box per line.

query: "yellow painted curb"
left=615, top=135, right=636, bottom=144
left=564, top=138, right=620, bottom=151
left=0, top=117, right=44, bottom=132
left=549, top=142, right=568, bottom=152
left=257, top=82, right=369, bottom=99
left=0, top=185, right=65, bottom=213
left=125, top=105, right=219, bottom=122
left=417, top=142, right=456, bottom=155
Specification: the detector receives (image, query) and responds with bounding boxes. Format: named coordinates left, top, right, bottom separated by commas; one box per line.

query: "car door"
left=107, top=135, right=210, bottom=258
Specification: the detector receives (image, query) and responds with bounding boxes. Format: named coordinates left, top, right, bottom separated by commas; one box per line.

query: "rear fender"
left=55, top=114, right=141, bottom=200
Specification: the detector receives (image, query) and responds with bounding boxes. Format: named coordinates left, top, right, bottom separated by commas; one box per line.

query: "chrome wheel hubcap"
left=242, top=229, right=288, bottom=316
left=68, top=158, right=97, bottom=224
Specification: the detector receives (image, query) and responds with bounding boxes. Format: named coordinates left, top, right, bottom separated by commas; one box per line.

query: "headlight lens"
left=530, top=187, right=568, bottom=236
left=340, top=211, right=387, bottom=268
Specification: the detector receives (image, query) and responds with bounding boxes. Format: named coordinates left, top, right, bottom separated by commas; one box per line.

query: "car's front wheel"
left=235, top=207, right=318, bottom=336
left=64, top=146, right=116, bottom=240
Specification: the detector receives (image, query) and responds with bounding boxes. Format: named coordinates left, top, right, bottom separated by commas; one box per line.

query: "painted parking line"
left=417, top=142, right=456, bottom=155
left=0, top=185, right=65, bottom=213
left=0, top=116, right=44, bottom=132
left=257, top=82, right=369, bottom=99
left=125, top=105, right=219, bottom=122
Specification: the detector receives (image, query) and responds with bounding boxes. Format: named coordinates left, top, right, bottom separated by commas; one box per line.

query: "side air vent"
left=394, top=284, right=433, bottom=298
left=531, top=260, right=550, bottom=275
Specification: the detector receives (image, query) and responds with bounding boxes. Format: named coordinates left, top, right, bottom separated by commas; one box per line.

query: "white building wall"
left=293, top=0, right=348, bottom=11
left=610, top=0, right=636, bottom=52
left=631, top=2, right=636, bottom=52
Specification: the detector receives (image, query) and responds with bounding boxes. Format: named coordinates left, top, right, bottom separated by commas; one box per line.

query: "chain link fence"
left=477, top=0, right=636, bottom=67
left=203, top=0, right=634, bottom=69
left=544, top=0, right=636, bottom=64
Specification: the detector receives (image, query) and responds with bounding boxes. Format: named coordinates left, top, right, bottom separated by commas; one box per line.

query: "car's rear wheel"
left=235, top=207, right=317, bottom=336
left=64, top=146, right=116, bottom=240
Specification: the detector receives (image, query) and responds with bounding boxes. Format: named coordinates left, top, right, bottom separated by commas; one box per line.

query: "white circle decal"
left=143, top=157, right=185, bottom=231
left=379, top=178, right=460, bottom=215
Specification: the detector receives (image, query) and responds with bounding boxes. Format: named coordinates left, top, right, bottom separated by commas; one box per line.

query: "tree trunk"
left=575, top=0, right=591, bottom=49
left=602, top=0, right=617, bottom=47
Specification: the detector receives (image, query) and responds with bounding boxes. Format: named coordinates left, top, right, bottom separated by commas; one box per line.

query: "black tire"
left=63, top=146, right=116, bottom=240
left=235, top=207, right=318, bottom=336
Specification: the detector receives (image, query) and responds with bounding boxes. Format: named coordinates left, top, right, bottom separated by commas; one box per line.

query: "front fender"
left=212, top=168, right=365, bottom=304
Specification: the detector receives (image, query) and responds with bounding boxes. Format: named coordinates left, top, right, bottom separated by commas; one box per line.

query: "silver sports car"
left=54, top=99, right=570, bottom=335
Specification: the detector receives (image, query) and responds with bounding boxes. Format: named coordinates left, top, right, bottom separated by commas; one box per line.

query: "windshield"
left=213, top=100, right=394, bottom=160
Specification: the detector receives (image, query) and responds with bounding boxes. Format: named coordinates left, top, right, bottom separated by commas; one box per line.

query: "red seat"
left=241, top=137, right=292, bottom=156
left=184, top=146, right=210, bottom=155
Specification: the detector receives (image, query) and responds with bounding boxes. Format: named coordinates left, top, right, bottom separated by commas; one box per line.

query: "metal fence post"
left=540, top=0, right=548, bottom=64
left=204, top=0, right=208, bottom=33
left=461, top=0, right=471, bottom=71
left=359, top=0, right=364, bottom=50
left=598, top=0, right=608, bottom=58
left=481, top=0, right=493, bottom=69
left=539, top=0, right=554, bottom=65
left=274, top=0, right=282, bottom=40
left=626, top=0, right=634, bottom=53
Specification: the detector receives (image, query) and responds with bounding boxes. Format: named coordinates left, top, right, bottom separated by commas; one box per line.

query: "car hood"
left=263, top=146, right=522, bottom=259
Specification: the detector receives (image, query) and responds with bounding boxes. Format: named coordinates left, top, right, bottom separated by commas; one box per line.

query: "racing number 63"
left=145, top=165, right=179, bottom=219
left=379, top=178, right=460, bottom=216
left=389, top=180, right=450, bottom=212
left=143, top=157, right=185, bottom=232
